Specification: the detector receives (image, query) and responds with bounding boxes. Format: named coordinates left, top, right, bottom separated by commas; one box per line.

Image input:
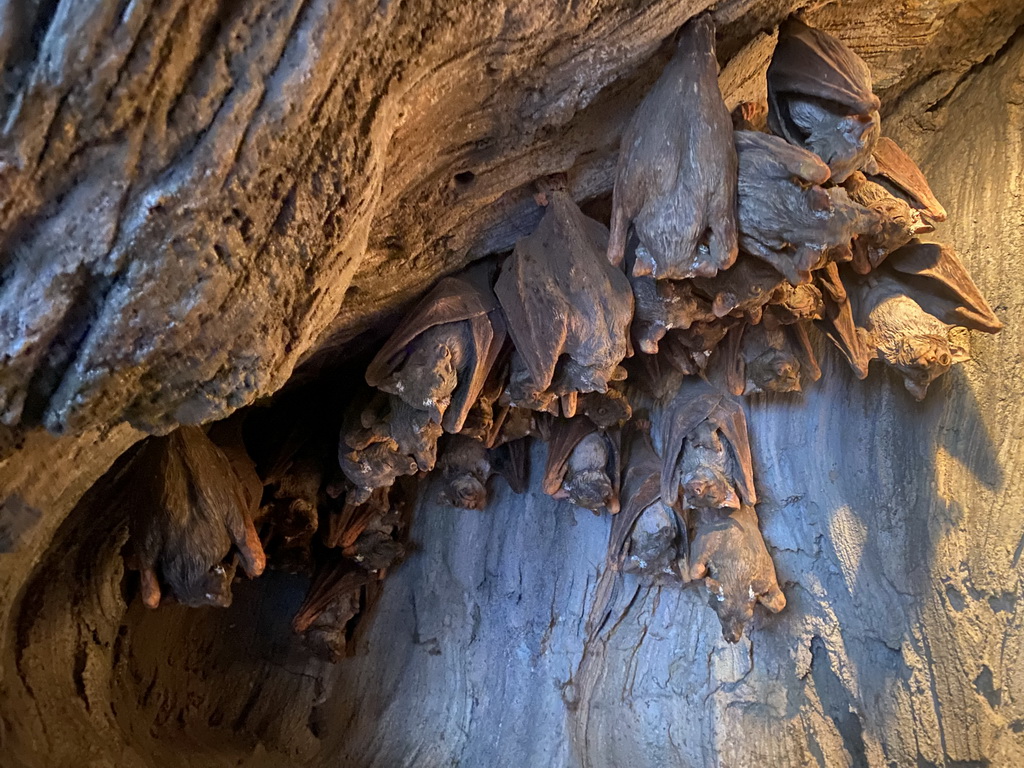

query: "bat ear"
left=949, top=340, right=970, bottom=363
left=140, top=567, right=162, bottom=609
left=690, top=560, right=709, bottom=580
left=760, top=585, right=787, bottom=613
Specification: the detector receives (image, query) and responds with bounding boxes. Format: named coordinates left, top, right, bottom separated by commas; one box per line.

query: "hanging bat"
left=608, top=14, right=738, bottom=278
left=869, top=136, right=947, bottom=222
left=761, top=281, right=825, bottom=329
left=207, top=416, right=265, bottom=523
left=578, top=386, right=632, bottom=429
left=718, top=321, right=820, bottom=396
left=366, top=265, right=506, bottom=432
left=630, top=273, right=717, bottom=354
left=767, top=17, right=881, bottom=183
left=293, top=560, right=369, bottom=662
left=735, top=130, right=881, bottom=285
left=691, top=253, right=787, bottom=321
left=387, top=395, right=444, bottom=472
left=542, top=417, right=621, bottom=514
left=656, top=317, right=739, bottom=378
left=123, top=426, right=266, bottom=609
left=690, top=504, right=786, bottom=643
left=852, top=273, right=970, bottom=400
left=338, top=391, right=420, bottom=503
left=489, top=437, right=531, bottom=495
left=609, top=430, right=685, bottom=581
left=881, top=240, right=1002, bottom=333
left=438, top=434, right=493, bottom=510
left=813, top=261, right=872, bottom=379
left=843, top=170, right=933, bottom=273
left=495, top=190, right=633, bottom=408
left=660, top=379, right=756, bottom=514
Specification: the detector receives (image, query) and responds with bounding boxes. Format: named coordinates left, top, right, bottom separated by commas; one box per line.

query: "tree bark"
left=1, top=1, right=1023, bottom=766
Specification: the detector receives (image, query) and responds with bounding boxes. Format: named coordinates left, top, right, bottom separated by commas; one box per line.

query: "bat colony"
left=113, top=15, right=1000, bottom=651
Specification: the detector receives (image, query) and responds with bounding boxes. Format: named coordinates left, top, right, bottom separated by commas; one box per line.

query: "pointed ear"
left=949, top=340, right=970, bottom=363
left=690, top=560, right=709, bottom=580
left=760, top=585, right=787, bottom=613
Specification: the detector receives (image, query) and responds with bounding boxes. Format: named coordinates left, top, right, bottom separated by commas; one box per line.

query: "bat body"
left=735, top=130, right=881, bottom=285
left=609, top=15, right=738, bottom=278
left=660, top=379, right=756, bottom=514
left=125, top=426, right=266, bottom=609
left=870, top=136, right=947, bottom=222
left=630, top=274, right=716, bottom=353
left=496, top=191, right=633, bottom=408
left=542, top=417, right=620, bottom=514
left=690, top=504, right=786, bottom=643
left=767, top=18, right=880, bottom=183
left=367, top=267, right=506, bottom=432
left=692, top=254, right=787, bottom=320
left=721, top=322, right=820, bottom=396
left=844, top=171, right=932, bottom=272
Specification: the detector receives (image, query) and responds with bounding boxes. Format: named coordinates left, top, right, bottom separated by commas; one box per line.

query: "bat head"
left=380, top=340, right=458, bottom=422
left=161, top=555, right=238, bottom=608
left=886, top=333, right=966, bottom=400
left=703, top=575, right=754, bottom=644
left=441, top=473, right=489, bottom=510
left=622, top=500, right=684, bottom=579
left=747, top=348, right=801, bottom=393
left=563, top=468, right=614, bottom=511
left=678, top=423, right=741, bottom=510
left=580, top=389, right=632, bottom=428
left=339, top=441, right=418, bottom=497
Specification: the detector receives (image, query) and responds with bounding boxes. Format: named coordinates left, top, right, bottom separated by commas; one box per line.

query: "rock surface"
left=1, top=0, right=1023, bottom=766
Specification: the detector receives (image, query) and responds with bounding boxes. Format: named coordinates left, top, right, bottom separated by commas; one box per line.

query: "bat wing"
left=293, top=562, right=369, bottom=633
left=366, top=274, right=499, bottom=387
left=767, top=18, right=880, bottom=116
left=814, top=262, right=872, bottom=378
left=884, top=241, right=1001, bottom=333
left=708, top=399, right=757, bottom=506
left=610, top=435, right=663, bottom=567
left=659, top=380, right=723, bottom=505
left=542, top=417, right=599, bottom=496
left=870, top=137, right=947, bottom=221
left=787, top=321, right=822, bottom=384
left=491, top=437, right=530, bottom=494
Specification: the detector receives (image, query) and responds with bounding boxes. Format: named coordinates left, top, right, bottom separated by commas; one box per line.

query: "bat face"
left=620, top=500, right=684, bottom=580
left=159, top=540, right=237, bottom=608
left=690, top=505, right=786, bottom=643
left=678, top=423, right=741, bottom=510
left=887, top=333, right=958, bottom=400
left=579, top=389, right=632, bottom=429
left=339, top=441, right=417, bottom=503
left=379, top=335, right=458, bottom=423
left=563, top=432, right=614, bottom=511
left=439, top=436, right=492, bottom=510
left=785, top=97, right=880, bottom=183
left=747, top=348, right=801, bottom=394
left=388, top=397, right=444, bottom=472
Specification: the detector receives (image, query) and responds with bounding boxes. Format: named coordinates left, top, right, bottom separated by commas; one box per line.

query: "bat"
left=843, top=170, right=933, bottom=273
left=542, top=417, right=621, bottom=514
left=608, top=14, right=738, bottom=278
left=578, top=386, right=632, bottom=429
left=293, top=560, right=369, bottom=662
left=660, top=379, right=756, bottom=514
left=366, top=265, right=506, bottom=433
left=690, top=504, right=786, bottom=643
left=870, top=136, right=947, bottom=222
left=882, top=240, right=1002, bottom=333
left=338, top=390, right=419, bottom=503
left=609, top=429, right=685, bottom=581
left=761, top=282, right=825, bottom=329
left=716, top=322, right=819, bottom=396
left=495, top=190, right=633, bottom=408
left=767, top=17, right=881, bottom=183
left=123, top=426, right=266, bottom=609
left=735, top=130, right=882, bottom=285
left=691, top=253, right=787, bottom=321
left=813, top=261, right=872, bottom=379
left=438, top=434, right=493, bottom=510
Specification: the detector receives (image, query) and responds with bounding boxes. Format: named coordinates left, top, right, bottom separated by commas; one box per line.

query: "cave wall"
left=1, top=0, right=1023, bottom=766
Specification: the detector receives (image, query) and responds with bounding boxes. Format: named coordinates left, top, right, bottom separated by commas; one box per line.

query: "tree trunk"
left=1, top=1, right=1023, bottom=766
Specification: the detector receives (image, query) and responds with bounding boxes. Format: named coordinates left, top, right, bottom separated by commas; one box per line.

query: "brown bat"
left=718, top=321, right=821, bottom=396
left=660, top=379, right=756, bottom=514
left=366, top=266, right=506, bottom=432
left=843, top=171, right=933, bottom=273
left=882, top=241, right=1002, bottom=333
left=293, top=561, right=369, bottom=662
left=542, top=417, right=621, bottom=514
left=869, top=136, right=947, bottom=222
left=610, top=430, right=685, bottom=581
left=690, top=504, right=786, bottom=643
left=123, top=426, right=266, bottom=609
left=761, top=281, right=825, bottom=329
left=813, top=261, right=873, bottom=379
left=852, top=273, right=971, bottom=400
left=656, top=318, right=739, bottom=377
left=630, top=273, right=718, bottom=354
left=735, top=130, right=881, bottom=285
left=578, top=386, right=632, bottom=429
left=767, top=18, right=881, bottom=183
left=495, top=190, right=633, bottom=408
left=338, top=391, right=420, bottom=503
left=438, top=434, right=493, bottom=510
left=691, top=253, right=787, bottom=321
left=608, top=15, right=738, bottom=278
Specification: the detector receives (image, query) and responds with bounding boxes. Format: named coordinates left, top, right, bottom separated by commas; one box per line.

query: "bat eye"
left=938, top=352, right=951, bottom=367
left=211, top=564, right=225, bottom=576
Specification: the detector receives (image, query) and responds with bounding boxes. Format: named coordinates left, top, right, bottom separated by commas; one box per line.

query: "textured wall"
left=0, top=1, right=1022, bottom=766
